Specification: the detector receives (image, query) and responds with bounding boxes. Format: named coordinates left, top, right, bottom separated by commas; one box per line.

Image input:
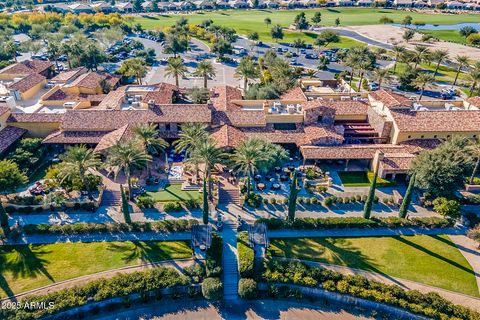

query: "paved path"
left=1, top=258, right=199, bottom=303
left=273, top=257, right=480, bottom=312
left=4, top=231, right=191, bottom=245
left=222, top=219, right=239, bottom=300
left=449, top=235, right=480, bottom=298
left=267, top=226, right=467, bottom=239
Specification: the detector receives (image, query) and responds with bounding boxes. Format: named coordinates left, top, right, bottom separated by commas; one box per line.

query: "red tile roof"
left=42, top=130, right=107, bottom=144
left=380, top=153, right=415, bottom=171
left=7, top=113, right=64, bottom=123
left=9, top=73, right=46, bottom=93
left=209, top=125, right=246, bottom=148
left=280, top=86, right=307, bottom=101
left=67, top=72, right=120, bottom=90
left=0, top=60, right=53, bottom=77
left=95, top=87, right=127, bottom=110
left=43, top=88, right=106, bottom=102
left=0, top=126, right=27, bottom=154
left=369, top=89, right=411, bottom=108
left=305, top=100, right=369, bottom=116
left=467, top=96, right=480, bottom=108
left=0, top=106, right=10, bottom=117
left=390, top=109, right=480, bottom=132
left=143, top=83, right=178, bottom=105
left=94, top=124, right=133, bottom=152
left=51, top=67, right=86, bottom=83
left=300, top=144, right=406, bottom=160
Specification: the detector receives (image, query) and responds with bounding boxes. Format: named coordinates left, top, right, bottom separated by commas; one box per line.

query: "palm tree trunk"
left=434, top=62, right=441, bottom=78
left=419, top=87, right=425, bottom=100
left=393, top=59, right=398, bottom=74
left=349, top=68, right=355, bottom=92
left=126, top=169, right=132, bottom=200
left=470, top=157, right=480, bottom=184
left=175, top=75, right=179, bottom=87
left=244, top=77, right=248, bottom=91
left=207, top=167, right=213, bottom=201
left=66, top=52, right=72, bottom=69
left=469, top=82, right=477, bottom=97
left=204, top=75, right=208, bottom=88
left=357, top=72, right=364, bottom=92
left=453, top=67, right=461, bottom=86
left=246, top=173, right=251, bottom=196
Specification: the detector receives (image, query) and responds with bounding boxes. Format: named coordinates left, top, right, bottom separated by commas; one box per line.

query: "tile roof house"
left=0, top=60, right=53, bottom=80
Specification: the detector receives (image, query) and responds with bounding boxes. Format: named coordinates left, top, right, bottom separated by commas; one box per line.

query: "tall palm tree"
left=431, top=49, right=449, bottom=79
left=412, top=45, right=430, bottom=69
left=453, top=55, right=470, bottom=86
left=165, top=57, right=187, bottom=87
left=235, top=56, right=259, bottom=91
left=230, top=138, right=270, bottom=196
left=391, top=45, right=405, bottom=74
left=107, top=141, right=152, bottom=200
left=133, top=123, right=168, bottom=176
left=188, top=138, right=225, bottom=198
left=118, top=58, right=148, bottom=85
left=413, top=73, right=435, bottom=100
left=58, top=145, right=101, bottom=191
left=467, top=138, right=480, bottom=184
left=193, top=60, right=216, bottom=89
left=372, top=68, right=391, bottom=89
left=467, top=62, right=480, bottom=97
left=173, top=123, right=208, bottom=155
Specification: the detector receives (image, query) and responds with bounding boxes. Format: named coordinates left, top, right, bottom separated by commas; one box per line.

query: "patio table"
left=257, top=183, right=266, bottom=191
left=272, top=183, right=280, bottom=190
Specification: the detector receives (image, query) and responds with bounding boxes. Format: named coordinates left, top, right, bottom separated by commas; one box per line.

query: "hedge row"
left=21, top=219, right=199, bottom=235
left=257, top=216, right=454, bottom=231
left=237, top=231, right=254, bottom=278
left=262, top=260, right=479, bottom=320
left=206, top=232, right=223, bottom=277
left=0, top=267, right=191, bottom=320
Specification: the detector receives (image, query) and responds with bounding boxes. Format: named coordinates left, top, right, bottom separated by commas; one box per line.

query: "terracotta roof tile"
left=95, top=87, right=127, bottom=110
left=390, top=109, right=480, bottom=132
left=467, top=96, right=480, bottom=108
left=380, top=153, right=415, bottom=171
left=280, top=87, right=307, bottom=101
left=300, top=144, right=406, bottom=160
left=0, top=126, right=27, bottom=154
left=42, top=130, right=107, bottom=144
left=7, top=113, right=64, bottom=123
left=143, top=83, right=178, bottom=105
left=369, top=89, right=411, bottom=108
left=209, top=124, right=246, bottom=148
left=0, top=60, right=53, bottom=77
left=67, top=72, right=120, bottom=90
left=9, top=73, right=45, bottom=93
left=304, top=100, right=369, bottom=115
left=0, top=106, right=10, bottom=117
left=43, top=88, right=105, bottom=102
left=94, top=124, right=134, bottom=152
left=51, top=67, right=86, bottom=83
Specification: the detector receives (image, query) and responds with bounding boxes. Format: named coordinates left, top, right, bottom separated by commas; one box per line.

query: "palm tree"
left=193, top=60, right=216, bottom=89
left=413, top=73, right=435, bottom=100
left=453, top=55, right=470, bottom=86
left=133, top=123, right=168, bottom=176
left=431, top=49, right=449, bottom=79
left=230, top=138, right=270, bottom=196
left=467, top=138, right=480, bottom=184
left=58, top=145, right=101, bottom=191
left=412, top=45, right=430, bottom=69
left=392, top=45, right=405, bottom=74
left=165, top=57, right=187, bottom=87
left=372, top=68, right=391, bottom=89
left=235, top=56, right=259, bottom=91
left=107, top=141, right=151, bottom=200
left=173, top=123, right=208, bottom=156
left=118, top=58, right=148, bottom=85
left=467, top=62, right=480, bottom=97
left=188, top=138, right=225, bottom=198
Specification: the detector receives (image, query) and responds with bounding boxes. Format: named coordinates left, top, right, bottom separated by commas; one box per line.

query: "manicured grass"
left=420, top=29, right=466, bottom=44
left=0, top=240, right=192, bottom=298
left=391, top=62, right=468, bottom=84
left=146, top=183, right=201, bottom=202
left=268, top=235, right=479, bottom=297
left=337, top=171, right=395, bottom=187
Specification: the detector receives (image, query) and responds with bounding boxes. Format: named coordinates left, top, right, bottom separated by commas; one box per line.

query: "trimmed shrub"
left=202, top=277, right=223, bottom=300
left=238, top=278, right=258, bottom=299
left=163, top=201, right=182, bottom=212
left=238, top=231, right=254, bottom=278
left=206, top=233, right=222, bottom=277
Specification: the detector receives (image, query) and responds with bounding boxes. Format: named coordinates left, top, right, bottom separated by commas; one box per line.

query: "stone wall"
left=367, top=107, right=392, bottom=142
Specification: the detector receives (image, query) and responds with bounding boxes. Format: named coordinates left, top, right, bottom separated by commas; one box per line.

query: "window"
left=165, top=123, right=171, bottom=131
left=273, top=123, right=296, bottom=130
left=408, top=135, right=411, bottom=139
left=474, top=135, right=477, bottom=138
left=447, top=135, right=451, bottom=138
left=420, top=135, right=424, bottom=139
left=434, top=135, right=437, bottom=138
left=317, top=115, right=323, bottom=123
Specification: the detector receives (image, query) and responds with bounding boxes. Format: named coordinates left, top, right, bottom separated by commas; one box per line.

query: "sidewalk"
left=5, top=231, right=191, bottom=245
left=274, top=257, right=480, bottom=312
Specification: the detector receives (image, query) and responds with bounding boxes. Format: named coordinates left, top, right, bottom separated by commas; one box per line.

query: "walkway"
left=1, top=258, right=199, bottom=303
left=274, top=257, right=480, bottom=312
left=449, top=235, right=480, bottom=298
left=222, top=219, right=239, bottom=300
left=5, top=231, right=191, bottom=245
left=268, top=226, right=468, bottom=239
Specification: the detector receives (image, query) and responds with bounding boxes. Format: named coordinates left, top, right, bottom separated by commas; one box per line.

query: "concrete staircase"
left=219, top=188, right=241, bottom=205
left=222, top=219, right=239, bottom=300
left=100, top=190, right=122, bottom=207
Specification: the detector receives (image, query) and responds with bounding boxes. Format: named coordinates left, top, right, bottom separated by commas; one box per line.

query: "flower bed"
left=257, top=216, right=454, bottom=230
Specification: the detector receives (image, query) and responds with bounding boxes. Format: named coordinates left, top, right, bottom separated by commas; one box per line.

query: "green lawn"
left=337, top=171, right=395, bottom=187
left=135, top=8, right=480, bottom=44
left=0, top=240, right=192, bottom=298
left=420, top=30, right=466, bottom=44
left=391, top=62, right=468, bottom=84
left=146, top=183, right=201, bottom=202
left=268, top=235, right=479, bottom=297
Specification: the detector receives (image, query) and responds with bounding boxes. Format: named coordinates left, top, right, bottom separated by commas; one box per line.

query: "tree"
left=402, top=15, right=412, bottom=27
left=230, top=138, right=270, bottom=196
left=311, top=12, right=322, bottom=26
left=335, top=18, right=340, bottom=27
left=372, top=68, right=391, bottom=89
left=238, top=278, right=258, bottom=299
left=188, top=138, right=224, bottom=199
left=108, top=141, right=151, bottom=200
left=288, top=171, right=299, bottom=221
left=58, top=145, right=101, bottom=192
left=174, top=123, right=208, bottom=156
left=432, top=197, right=460, bottom=219
left=0, top=202, right=9, bottom=230
left=399, top=173, right=415, bottom=218
left=412, top=45, right=430, bottom=69
left=202, top=277, right=222, bottom=300
left=459, top=26, right=477, bottom=38
left=411, top=136, right=473, bottom=198
left=379, top=16, right=394, bottom=24
left=294, top=12, right=309, bottom=30
left=4, top=41, right=18, bottom=63
left=318, top=55, right=329, bottom=71
left=163, top=33, right=188, bottom=57
left=431, top=49, right=448, bottom=79
left=165, top=57, right=187, bottom=87
left=403, top=29, right=415, bottom=43
left=211, top=38, right=233, bottom=59
left=189, top=87, right=209, bottom=103
left=202, top=178, right=208, bottom=224
left=467, top=225, right=480, bottom=249
left=264, top=17, right=272, bottom=27
left=133, top=123, right=168, bottom=175
left=118, top=58, right=148, bottom=84
left=467, top=138, right=480, bottom=185
left=467, top=62, right=480, bottom=97
left=248, top=32, right=259, bottom=53
left=453, top=55, right=470, bottom=86
left=193, top=60, right=216, bottom=89
left=120, top=184, right=131, bottom=224
left=293, top=38, right=306, bottom=51
left=364, top=153, right=382, bottom=219
left=235, top=56, right=259, bottom=90
left=392, top=45, right=405, bottom=74
left=466, top=33, right=480, bottom=46
left=0, top=160, right=28, bottom=196
left=80, top=41, right=106, bottom=71
left=413, top=73, right=435, bottom=100
left=314, top=30, right=339, bottom=50
left=270, top=25, right=284, bottom=43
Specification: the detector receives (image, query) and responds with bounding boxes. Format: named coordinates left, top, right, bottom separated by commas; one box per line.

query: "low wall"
left=258, top=283, right=429, bottom=320
left=465, top=184, right=480, bottom=192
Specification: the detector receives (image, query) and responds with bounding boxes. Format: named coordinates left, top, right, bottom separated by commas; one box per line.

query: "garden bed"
left=337, top=171, right=395, bottom=187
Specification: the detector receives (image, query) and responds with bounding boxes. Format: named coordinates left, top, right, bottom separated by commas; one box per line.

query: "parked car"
left=441, top=88, right=455, bottom=99
left=369, top=82, right=379, bottom=91
left=300, top=49, right=306, bottom=54
left=290, top=58, right=297, bottom=65
left=305, top=53, right=318, bottom=59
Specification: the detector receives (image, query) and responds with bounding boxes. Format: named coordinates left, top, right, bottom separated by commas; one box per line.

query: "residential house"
left=393, top=0, right=413, bottom=6
left=114, top=2, right=134, bottom=12
left=90, top=2, right=116, bottom=12
left=336, top=0, right=355, bottom=6
left=357, top=0, right=375, bottom=6
left=68, top=3, right=95, bottom=13
left=446, top=0, right=466, bottom=8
